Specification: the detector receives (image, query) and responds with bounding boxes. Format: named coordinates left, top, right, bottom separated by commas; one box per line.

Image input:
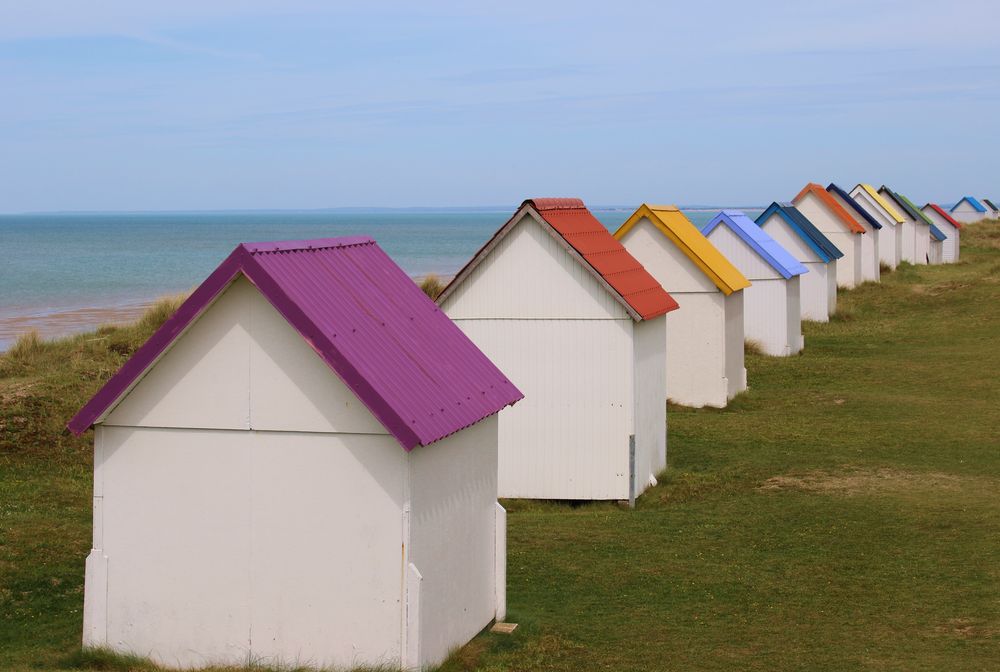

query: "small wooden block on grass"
left=491, top=622, right=518, bottom=634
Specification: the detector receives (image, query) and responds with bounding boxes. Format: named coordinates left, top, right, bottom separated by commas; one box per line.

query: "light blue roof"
left=929, top=224, right=947, bottom=241
left=951, top=196, right=987, bottom=213
left=703, top=210, right=808, bottom=279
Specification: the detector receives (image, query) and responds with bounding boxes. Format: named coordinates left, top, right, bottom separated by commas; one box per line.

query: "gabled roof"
left=703, top=210, right=808, bottom=279
left=793, top=183, right=866, bottom=234
left=755, top=202, right=844, bottom=263
left=893, top=191, right=935, bottom=227
left=983, top=198, right=1000, bottom=213
left=438, top=198, right=678, bottom=320
left=68, top=237, right=523, bottom=450
left=922, top=203, right=963, bottom=230
left=827, top=183, right=881, bottom=229
left=929, top=224, right=947, bottom=241
left=614, top=204, right=750, bottom=295
left=857, top=183, right=905, bottom=223
left=951, top=196, right=987, bottom=213
left=878, top=186, right=922, bottom=223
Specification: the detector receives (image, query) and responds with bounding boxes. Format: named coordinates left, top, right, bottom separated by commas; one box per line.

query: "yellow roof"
left=614, top=204, right=750, bottom=295
left=860, top=184, right=904, bottom=223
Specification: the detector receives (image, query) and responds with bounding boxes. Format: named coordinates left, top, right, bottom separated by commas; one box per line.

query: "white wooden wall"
left=758, top=212, right=830, bottom=322
left=850, top=188, right=900, bottom=269
left=632, top=315, right=667, bottom=491
left=923, top=208, right=960, bottom=262
left=929, top=239, right=943, bottom=264
left=826, top=260, right=838, bottom=317
left=913, top=221, right=930, bottom=265
left=742, top=278, right=801, bottom=356
left=794, top=192, right=861, bottom=288
left=618, top=217, right=741, bottom=408
left=827, top=190, right=879, bottom=282
left=723, top=292, right=748, bottom=400
left=407, top=415, right=500, bottom=669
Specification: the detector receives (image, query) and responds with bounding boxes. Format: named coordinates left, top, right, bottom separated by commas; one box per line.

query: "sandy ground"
left=0, top=302, right=156, bottom=352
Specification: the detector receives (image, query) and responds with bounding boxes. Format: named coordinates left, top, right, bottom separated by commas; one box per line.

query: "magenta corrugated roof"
left=68, top=237, right=523, bottom=450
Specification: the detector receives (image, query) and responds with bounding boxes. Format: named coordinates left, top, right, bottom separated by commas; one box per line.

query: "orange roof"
left=793, top=183, right=865, bottom=234
left=439, top=198, right=679, bottom=321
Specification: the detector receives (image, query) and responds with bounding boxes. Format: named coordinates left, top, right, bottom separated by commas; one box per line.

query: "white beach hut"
left=614, top=204, right=750, bottom=408
left=879, top=186, right=930, bottom=264
left=981, top=198, right=1000, bottom=219
left=702, top=210, right=807, bottom=357
left=928, top=225, right=945, bottom=264
left=755, top=202, right=842, bottom=322
left=438, top=198, right=678, bottom=502
left=850, top=183, right=904, bottom=269
left=68, top=237, right=523, bottom=671
left=921, top=203, right=962, bottom=262
left=827, top=183, right=881, bottom=283
left=792, top=183, right=866, bottom=288
left=950, top=196, right=989, bottom=223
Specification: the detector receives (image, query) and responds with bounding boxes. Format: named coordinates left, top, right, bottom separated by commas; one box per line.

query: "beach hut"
left=950, top=196, right=988, bottom=224
left=702, top=210, right=807, bottom=356
left=614, top=204, right=750, bottom=408
left=983, top=198, right=1000, bottom=218
left=827, top=183, right=881, bottom=282
left=893, top=190, right=934, bottom=264
left=755, top=202, right=842, bottom=322
left=67, top=237, right=522, bottom=671
left=920, top=203, right=962, bottom=262
left=928, top=224, right=946, bottom=264
left=878, top=187, right=926, bottom=264
left=792, top=183, right=865, bottom=288
left=849, top=183, right=904, bottom=269
left=438, top=198, right=678, bottom=501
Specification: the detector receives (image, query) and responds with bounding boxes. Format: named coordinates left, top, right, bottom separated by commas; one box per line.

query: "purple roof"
left=68, top=237, right=523, bottom=450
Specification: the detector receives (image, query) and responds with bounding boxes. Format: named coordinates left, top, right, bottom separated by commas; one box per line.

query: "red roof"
left=926, top=203, right=963, bottom=229
left=526, top=199, right=678, bottom=319
left=794, top=183, right=866, bottom=234
left=439, top=198, right=677, bottom=320
left=68, top=237, right=523, bottom=450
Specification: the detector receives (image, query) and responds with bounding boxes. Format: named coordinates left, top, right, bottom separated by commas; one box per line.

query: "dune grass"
left=2, top=224, right=1000, bottom=671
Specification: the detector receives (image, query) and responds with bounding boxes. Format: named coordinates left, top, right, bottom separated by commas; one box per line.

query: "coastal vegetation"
left=1, top=222, right=999, bottom=671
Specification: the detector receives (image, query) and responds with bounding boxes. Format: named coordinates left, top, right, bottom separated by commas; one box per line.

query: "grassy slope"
left=2, top=225, right=1000, bottom=671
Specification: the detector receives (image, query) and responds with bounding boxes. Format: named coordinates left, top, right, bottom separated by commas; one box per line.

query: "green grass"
left=3, top=224, right=1000, bottom=671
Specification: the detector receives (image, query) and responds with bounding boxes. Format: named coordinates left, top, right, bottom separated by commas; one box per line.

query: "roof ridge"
left=243, top=236, right=375, bottom=254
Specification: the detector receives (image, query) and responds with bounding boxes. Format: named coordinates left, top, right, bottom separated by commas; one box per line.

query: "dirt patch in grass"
left=757, top=467, right=964, bottom=496
left=932, top=617, right=1000, bottom=640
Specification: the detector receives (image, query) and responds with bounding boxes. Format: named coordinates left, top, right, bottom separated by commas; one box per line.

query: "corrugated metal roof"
left=859, top=183, right=905, bottom=223
left=68, top=237, right=523, bottom=450
left=755, top=202, right=844, bottom=263
left=793, top=183, right=866, bottom=234
left=615, top=204, right=751, bottom=295
left=892, top=191, right=935, bottom=227
left=923, top=203, right=963, bottom=230
left=703, top=210, right=808, bottom=279
left=827, top=183, right=882, bottom=229
left=951, top=196, right=987, bottom=213
left=438, top=199, right=679, bottom=321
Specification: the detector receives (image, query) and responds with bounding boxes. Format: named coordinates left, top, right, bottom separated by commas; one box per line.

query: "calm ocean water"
left=0, top=208, right=759, bottom=348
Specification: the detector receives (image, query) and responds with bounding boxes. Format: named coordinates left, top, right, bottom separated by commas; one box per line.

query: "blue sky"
left=1, top=1, right=998, bottom=212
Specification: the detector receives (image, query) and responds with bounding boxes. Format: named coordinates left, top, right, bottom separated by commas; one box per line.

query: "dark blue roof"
left=703, top=210, right=808, bottom=279
left=879, top=186, right=922, bottom=221
left=929, top=224, right=947, bottom=241
left=982, top=198, right=999, bottom=213
left=827, top=183, right=881, bottom=230
left=951, top=196, right=987, bottom=213
left=755, top=202, right=844, bottom=263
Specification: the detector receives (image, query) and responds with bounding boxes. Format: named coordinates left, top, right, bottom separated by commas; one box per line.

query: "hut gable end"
left=618, top=216, right=719, bottom=294
left=440, top=212, right=632, bottom=321
left=105, top=276, right=389, bottom=435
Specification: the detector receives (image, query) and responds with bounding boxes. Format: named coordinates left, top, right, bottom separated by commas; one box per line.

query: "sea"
left=0, top=208, right=761, bottom=351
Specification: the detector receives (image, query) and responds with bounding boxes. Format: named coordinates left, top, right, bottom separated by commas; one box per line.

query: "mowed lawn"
left=2, top=223, right=1000, bottom=672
